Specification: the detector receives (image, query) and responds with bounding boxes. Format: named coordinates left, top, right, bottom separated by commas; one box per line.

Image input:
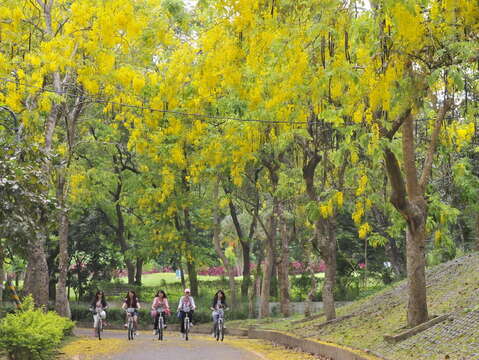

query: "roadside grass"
left=59, top=335, right=127, bottom=360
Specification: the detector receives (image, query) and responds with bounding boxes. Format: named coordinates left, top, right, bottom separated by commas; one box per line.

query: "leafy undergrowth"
left=232, top=253, right=479, bottom=360
left=59, top=337, right=126, bottom=360
left=208, top=337, right=325, bottom=360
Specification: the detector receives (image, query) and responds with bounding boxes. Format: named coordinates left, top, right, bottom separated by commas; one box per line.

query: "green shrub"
left=0, top=297, right=74, bottom=360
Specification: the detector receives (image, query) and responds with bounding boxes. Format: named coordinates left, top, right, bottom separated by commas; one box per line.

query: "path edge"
left=245, top=328, right=386, bottom=360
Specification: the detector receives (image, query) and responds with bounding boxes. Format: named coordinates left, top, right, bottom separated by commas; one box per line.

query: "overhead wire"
left=0, top=76, right=316, bottom=125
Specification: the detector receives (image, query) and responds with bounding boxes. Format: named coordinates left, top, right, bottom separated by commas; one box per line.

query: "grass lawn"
left=118, top=272, right=325, bottom=287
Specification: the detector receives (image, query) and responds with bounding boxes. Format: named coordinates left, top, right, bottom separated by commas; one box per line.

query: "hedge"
left=0, top=297, right=74, bottom=360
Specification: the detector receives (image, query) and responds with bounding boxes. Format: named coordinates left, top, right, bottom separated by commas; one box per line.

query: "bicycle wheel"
left=215, top=322, right=219, bottom=341
left=158, top=315, right=163, bottom=341
left=220, top=320, right=224, bottom=341
left=184, top=316, right=189, bottom=341
left=97, top=319, right=102, bottom=341
left=128, top=319, right=134, bottom=340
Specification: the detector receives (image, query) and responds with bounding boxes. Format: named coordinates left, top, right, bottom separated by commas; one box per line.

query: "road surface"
left=70, top=328, right=262, bottom=360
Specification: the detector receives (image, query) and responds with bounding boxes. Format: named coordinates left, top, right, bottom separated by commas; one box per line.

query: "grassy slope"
left=230, top=252, right=479, bottom=360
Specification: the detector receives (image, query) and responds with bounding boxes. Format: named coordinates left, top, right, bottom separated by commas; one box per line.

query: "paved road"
left=73, top=329, right=261, bottom=360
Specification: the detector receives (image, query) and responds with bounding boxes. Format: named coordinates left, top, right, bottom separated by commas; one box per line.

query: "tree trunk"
left=248, top=274, right=258, bottom=318
left=304, top=252, right=318, bottom=318
left=186, top=258, right=198, bottom=296
left=0, top=248, right=4, bottom=304
left=126, top=260, right=135, bottom=285
left=319, top=219, right=337, bottom=321
left=228, top=198, right=254, bottom=298
left=213, top=184, right=237, bottom=306
left=179, top=258, right=186, bottom=289
left=385, top=235, right=406, bottom=278
left=55, top=174, right=71, bottom=318
left=135, top=258, right=143, bottom=285
left=405, top=214, right=428, bottom=326
left=24, top=230, right=49, bottom=308
left=183, top=208, right=198, bottom=296
left=278, top=212, right=290, bottom=317
left=241, top=241, right=251, bottom=297
left=259, top=201, right=277, bottom=318
left=475, top=213, right=479, bottom=252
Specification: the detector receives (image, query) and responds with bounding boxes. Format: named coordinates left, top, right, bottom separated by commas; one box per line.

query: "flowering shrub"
left=0, top=296, right=74, bottom=360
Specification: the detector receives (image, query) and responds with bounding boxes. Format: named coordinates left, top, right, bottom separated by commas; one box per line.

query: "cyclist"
left=177, top=288, right=196, bottom=339
left=210, top=290, right=228, bottom=336
left=151, top=290, right=170, bottom=335
left=90, top=290, right=108, bottom=336
left=122, top=290, right=141, bottom=336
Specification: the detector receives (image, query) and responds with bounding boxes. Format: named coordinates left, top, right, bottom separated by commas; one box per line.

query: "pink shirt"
left=152, top=297, right=170, bottom=313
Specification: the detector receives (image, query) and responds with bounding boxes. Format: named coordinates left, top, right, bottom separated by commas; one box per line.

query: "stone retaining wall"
left=248, top=328, right=384, bottom=360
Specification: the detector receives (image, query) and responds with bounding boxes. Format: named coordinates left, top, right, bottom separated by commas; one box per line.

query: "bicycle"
left=92, top=308, right=104, bottom=341
left=214, top=307, right=227, bottom=342
left=155, top=309, right=165, bottom=341
left=126, top=308, right=137, bottom=340
left=183, top=311, right=191, bottom=341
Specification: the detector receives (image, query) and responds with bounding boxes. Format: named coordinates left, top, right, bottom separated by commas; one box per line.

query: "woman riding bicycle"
left=210, top=290, right=228, bottom=336
left=177, top=288, right=196, bottom=338
left=90, top=290, right=108, bottom=336
left=151, top=290, right=170, bottom=335
left=122, top=290, right=141, bottom=336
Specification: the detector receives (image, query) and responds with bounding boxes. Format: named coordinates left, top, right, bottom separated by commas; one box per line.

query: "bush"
left=0, top=297, right=74, bottom=360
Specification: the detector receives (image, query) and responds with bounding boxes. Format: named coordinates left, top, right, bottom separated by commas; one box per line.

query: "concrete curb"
left=247, top=328, right=385, bottom=360
left=384, top=314, right=451, bottom=343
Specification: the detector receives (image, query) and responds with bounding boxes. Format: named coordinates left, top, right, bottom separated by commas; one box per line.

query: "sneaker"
left=153, top=330, right=157, bottom=335
left=163, top=325, right=167, bottom=329
left=124, top=324, right=127, bottom=328
left=135, top=331, right=139, bottom=337
left=181, top=333, right=185, bottom=339
left=211, top=332, right=215, bottom=337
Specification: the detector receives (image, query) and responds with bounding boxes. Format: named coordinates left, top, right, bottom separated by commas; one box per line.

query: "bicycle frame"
left=94, top=308, right=103, bottom=341
left=184, top=311, right=191, bottom=341
left=156, top=310, right=165, bottom=341
left=215, top=309, right=225, bottom=342
left=126, top=308, right=136, bottom=340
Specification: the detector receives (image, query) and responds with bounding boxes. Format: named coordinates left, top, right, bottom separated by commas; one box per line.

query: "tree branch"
left=402, top=111, right=420, bottom=198
left=419, top=100, right=452, bottom=191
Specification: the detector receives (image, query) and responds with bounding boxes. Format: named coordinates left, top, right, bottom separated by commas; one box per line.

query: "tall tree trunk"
left=385, top=236, right=406, bottom=278
left=277, top=210, right=290, bottom=317
left=126, top=260, right=135, bottom=285
left=112, top=181, right=135, bottom=285
left=405, top=212, right=428, bottom=326
left=0, top=247, right=4, bottom=304
left=183, top=208, right=198, bottom=296
left=24, top=229, right=49, bottom=308
left=241, top=241, right=251, bottom=297
left=228, top=199, right=253, bottom=299
left=186, top=259, right=198, bottom=296
left=304, top=251, right=318, bottom=318
left=475, top=213, right=479, bottom=251
left=135, top=258, right=143, bottom=285
left=248, top=273, right=258, bottom=318
left=259, top=200, right=278, bottom=318
left=55, top=173, right=71, bottom=318
left=382, top=106, right=448, bottom=327
left=179, top=257, right=186, bottom=289
left=214, top=183, right=237, bottom=306
left=318, top=218, right=337, bottom=321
